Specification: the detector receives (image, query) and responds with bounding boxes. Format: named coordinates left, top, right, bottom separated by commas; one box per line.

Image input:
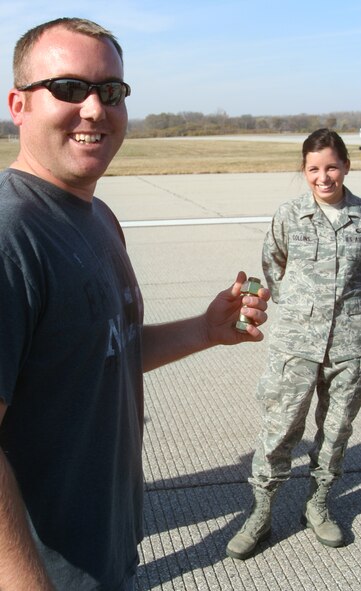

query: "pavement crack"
left=136, top=175, right=224, bottom=218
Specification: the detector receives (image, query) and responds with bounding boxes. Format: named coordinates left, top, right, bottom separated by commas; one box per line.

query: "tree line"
left=128, top=110, right=361, bottom=138
left=0, top=120, right=18, bottom=137
left=1, top=110, right=361, bottom=139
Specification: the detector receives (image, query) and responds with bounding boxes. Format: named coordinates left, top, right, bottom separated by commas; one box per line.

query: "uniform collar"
left=298, top=187, right=361, bottom=221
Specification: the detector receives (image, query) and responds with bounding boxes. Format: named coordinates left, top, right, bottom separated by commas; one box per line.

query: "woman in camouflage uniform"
left=227, top=128, right=361, bottom=560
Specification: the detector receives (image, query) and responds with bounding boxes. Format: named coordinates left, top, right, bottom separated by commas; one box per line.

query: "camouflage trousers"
left=250, top=351, right=361, bottom=489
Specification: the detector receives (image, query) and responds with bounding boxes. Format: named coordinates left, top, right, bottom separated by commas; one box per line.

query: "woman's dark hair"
left=301, top=128, right=349, bottom=170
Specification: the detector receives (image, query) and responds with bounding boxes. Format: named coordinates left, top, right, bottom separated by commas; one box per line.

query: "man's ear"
left=8, top=89, right=26, bottom=126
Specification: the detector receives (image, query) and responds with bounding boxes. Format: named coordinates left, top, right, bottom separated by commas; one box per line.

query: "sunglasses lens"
left=50, top=79, right=88, bottom=103
left=47, top=79, right=128, bottom=105
left=99, top=82, right=124, bottom=106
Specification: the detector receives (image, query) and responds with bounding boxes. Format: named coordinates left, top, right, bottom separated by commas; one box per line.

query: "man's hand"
left=142, top=271, right=270, bottom=372
left=204, top=271, right=270, bottom=346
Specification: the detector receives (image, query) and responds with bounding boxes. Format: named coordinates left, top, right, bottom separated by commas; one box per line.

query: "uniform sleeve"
left=262, top=207, right=289, bottom=303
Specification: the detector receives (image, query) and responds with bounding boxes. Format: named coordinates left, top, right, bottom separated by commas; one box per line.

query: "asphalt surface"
left=99, top=171, right=361, bottom=591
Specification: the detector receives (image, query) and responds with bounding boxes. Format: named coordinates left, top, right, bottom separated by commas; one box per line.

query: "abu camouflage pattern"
left=251, top=352, right=361, bottom=486
left=263, top=188, right=361, bottom=363
left=250, top=188, right=361, bottom=488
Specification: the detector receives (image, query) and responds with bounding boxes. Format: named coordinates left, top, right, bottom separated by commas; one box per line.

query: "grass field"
left=1, top=137, right=361, bottom=175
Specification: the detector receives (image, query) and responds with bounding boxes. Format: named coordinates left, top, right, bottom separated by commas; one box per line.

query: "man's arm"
left=0, top=401, right=55, bottom=591
left=142, top=271, right=270, bottom=372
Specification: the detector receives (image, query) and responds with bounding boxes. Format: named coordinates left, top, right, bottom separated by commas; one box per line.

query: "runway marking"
left=121, top=216, right=272, bottom=228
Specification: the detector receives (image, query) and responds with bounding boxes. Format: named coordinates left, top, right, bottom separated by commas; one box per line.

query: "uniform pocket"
left=346, top=241, right=361, bottom=260
left=344, top=297, right=361, bottom=316
left=288, top=237, right=318, bottom=261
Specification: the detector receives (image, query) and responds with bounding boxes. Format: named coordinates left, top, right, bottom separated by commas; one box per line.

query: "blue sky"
left=1, top=0, right=360, bottom=121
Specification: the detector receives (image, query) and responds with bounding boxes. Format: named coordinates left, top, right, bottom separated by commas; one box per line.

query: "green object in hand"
left=236, top=277, right=262, bottom=333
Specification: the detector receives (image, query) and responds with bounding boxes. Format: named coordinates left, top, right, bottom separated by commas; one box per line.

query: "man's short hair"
left=13, top=17, right=123, bottom=87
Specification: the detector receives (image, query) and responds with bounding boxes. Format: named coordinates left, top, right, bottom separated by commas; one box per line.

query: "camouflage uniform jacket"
left=263, top=187, right=361, bottom=363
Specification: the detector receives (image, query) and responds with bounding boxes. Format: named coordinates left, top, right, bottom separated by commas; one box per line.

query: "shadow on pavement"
left=136, top=443, right=361, bottom=589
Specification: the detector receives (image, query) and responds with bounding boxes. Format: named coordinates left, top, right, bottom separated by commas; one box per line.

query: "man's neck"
left=9, top=159, right=95, bottom=202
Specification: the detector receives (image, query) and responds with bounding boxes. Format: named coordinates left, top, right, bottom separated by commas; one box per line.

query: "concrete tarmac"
left=98, top=171, right=361, bottom=591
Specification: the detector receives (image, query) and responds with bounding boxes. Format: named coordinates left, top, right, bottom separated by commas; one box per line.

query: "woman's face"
left=303, top=147, right=350, bottom=204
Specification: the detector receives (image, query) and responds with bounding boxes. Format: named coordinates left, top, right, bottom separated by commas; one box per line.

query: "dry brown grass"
left=1, top=137, right=361, bottom=175
left=107, top=138, right=303, bottom=175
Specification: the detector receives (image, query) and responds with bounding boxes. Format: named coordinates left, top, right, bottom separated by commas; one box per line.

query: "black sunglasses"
left=17, top=77, right=131, bottom=106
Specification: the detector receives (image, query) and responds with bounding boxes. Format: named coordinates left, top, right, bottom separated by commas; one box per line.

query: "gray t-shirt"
left=0, top=169, right=144, bottom=590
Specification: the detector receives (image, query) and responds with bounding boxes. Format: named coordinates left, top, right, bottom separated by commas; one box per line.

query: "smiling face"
left=8, top=26, right=128, bottom=201
left=303, top=147, right=350, bottom=205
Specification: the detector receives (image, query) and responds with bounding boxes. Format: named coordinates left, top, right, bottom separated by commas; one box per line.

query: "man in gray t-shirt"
left=0, top=17, right=269, bottom=591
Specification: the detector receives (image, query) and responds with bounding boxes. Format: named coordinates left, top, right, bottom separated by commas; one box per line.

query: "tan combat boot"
left=226, top=487, right=276, bottom=560
left=302, top=478, right=344, bottom=547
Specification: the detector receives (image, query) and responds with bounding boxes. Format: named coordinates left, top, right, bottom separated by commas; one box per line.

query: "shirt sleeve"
left=262, top=207, right=289, bottom=303
left=0, top=250, right=40, bottom=403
